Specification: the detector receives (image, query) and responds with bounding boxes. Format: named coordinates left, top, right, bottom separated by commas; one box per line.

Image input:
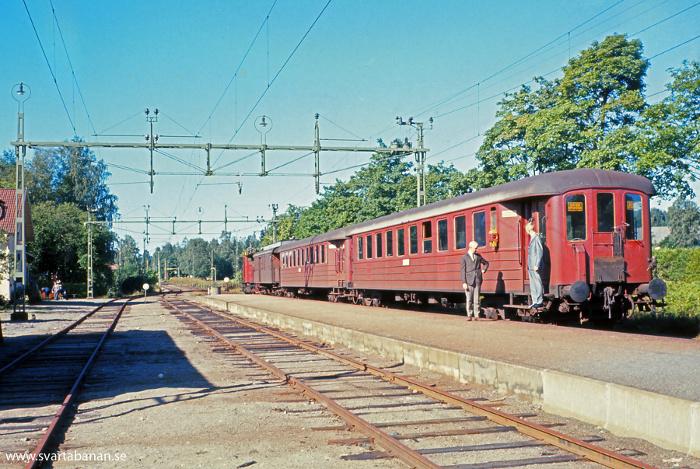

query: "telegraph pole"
left=313, top=113, right=321, bottom=193
left=397, top=116, right=432, bottom=207
left=143, top=204, right=150, bottom=271
left=87, top=209, right=94, bottom=299
left=269, top=203, right=279, bottom=243
left=11, top=83, right=29, bottom=320
left=145, top=108, right=159, bottom=193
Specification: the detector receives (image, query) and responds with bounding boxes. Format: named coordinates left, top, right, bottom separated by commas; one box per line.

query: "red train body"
left=243, top=169, right=666, bottom=321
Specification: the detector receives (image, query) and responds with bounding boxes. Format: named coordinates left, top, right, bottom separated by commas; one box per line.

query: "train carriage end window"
left=455, top=215, right=466, bottom=249
left=566, top=194, right=586, bottom=240
left=490, top=207, right=497, bottom=231
left=366, top=234, right=373, bottom=259
left=438, top=219, right=448, bottom=251
left=397, top=228, right=405, bottom=256
left=386, top=231, right=394, bottom=256
left=422, top=221, right=433, bottom=253
left=409, top=225, right=418, bottom=254
left=625, top=193, right=643, bottom=240
left=473, top=212, right=486, bottom=247
left=358, top=237, right=364, bottom=260
left=376, top=233, right=383, bottom=258
left=597, top=193, right=614, bottom=232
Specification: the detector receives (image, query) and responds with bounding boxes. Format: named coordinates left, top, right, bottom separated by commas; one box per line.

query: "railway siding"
left=194, top=294, right=700, bottom=458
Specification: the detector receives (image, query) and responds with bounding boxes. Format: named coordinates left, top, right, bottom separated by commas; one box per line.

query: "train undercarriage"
left=244, top=279, right=667, bottom=325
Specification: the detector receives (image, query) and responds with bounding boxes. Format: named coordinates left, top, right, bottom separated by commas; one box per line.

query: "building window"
left=358, top=237, right=364, bottom=260
left=597, top=193, right=614, bottom=232
left=376, top=233, right=383, bottom=258
left=566, top=194, right=586, bottom=240
left=438, top=219, right=448, bottom=251
left=366, top=234, right=373, bottom=259
left=409, top=225, right=418, bottom=254
left=386, top=230, right=393, bottom=256
left=397, top=228, right=405, bottom=256
left=455, top=215, right=466, bottom=249
left=625, top=193, right=643, bottom=240
left=473, top=212, right=486, bottom=246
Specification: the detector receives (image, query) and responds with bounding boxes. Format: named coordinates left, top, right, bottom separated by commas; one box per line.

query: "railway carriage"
left=244, top=169, right=666, bottom=322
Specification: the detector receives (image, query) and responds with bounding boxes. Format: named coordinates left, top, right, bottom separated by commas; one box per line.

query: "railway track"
left=162, top=296, right=655, bottom=469
left=0, top=298, right=132, bottom=468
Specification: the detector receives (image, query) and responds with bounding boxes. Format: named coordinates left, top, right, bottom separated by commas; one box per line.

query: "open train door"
left=520, top=199, right=549, bottom=299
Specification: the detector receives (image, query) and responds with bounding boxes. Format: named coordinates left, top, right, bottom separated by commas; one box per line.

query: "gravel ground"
left=210, top=294, right=700, bottom=402
left=46, top=297, right=404, bottom=469
left=0, top=299, right=107, bottom=367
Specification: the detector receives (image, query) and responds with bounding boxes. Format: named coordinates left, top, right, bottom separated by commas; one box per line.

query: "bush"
left=119, top=272, right=158, bottom=295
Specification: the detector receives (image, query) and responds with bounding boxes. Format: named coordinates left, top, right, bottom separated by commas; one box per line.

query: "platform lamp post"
left=11, top=83, right=30, bottom=321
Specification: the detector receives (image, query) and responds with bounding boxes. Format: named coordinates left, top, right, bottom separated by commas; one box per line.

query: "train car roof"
left=275, top=169, right=654, bottom=251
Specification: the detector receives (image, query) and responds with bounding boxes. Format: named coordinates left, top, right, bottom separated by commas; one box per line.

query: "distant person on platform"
left=525, top=220, right=544, bottom=308
left=460, top=241, right=489, bottom=321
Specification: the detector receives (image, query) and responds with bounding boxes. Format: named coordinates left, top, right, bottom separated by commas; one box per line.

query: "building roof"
left=0, top=188, right=34, bottom=241
left=276, top=169, right=655, bottom=251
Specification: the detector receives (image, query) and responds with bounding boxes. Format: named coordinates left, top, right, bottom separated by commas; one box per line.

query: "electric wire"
left=21, top=0, right=76, bottom=135
left=197, top=0, right=279, bottom=135
left=319, top=114, right=367, bottom=141
left=154, top=149, right=206, bottom=173
left=631, top=1, right=700, bottom=36
left=49, top=0, right=96, bottom=135
left=95, top=111, right=143, bottom=135
left=265, top=151, right=314, bottom=173
left=211, top=0, right=333, bottom=168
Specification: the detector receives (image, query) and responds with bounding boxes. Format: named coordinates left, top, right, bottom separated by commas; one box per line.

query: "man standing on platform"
left=461, top=241, right=489, bottom=320
left=525, top=220, right=544, bottom=308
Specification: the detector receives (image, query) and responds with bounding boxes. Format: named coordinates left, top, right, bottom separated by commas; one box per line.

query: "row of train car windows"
left=282, top=245, right=327, bottom=268
left=357, top=210, right=495, bottom=260
left=565, top=192, right=643, bottom=241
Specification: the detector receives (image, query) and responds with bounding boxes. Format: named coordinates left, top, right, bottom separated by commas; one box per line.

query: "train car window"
left=473, top=212, right=486, bottom=246
left=625, top=193, right=643, bottom=240
left=422, top=221, right=433, bottom=253
left=386, top=231, right=393, bottom=256
left=490, top=208, right=497, bottom=231
left=314, top=246, right=318, bottom=264
left=321, top=245, right=325, bottom=264
left=376, top=233, right=383, bottom=258
left=455, top=216, right=466, bottom=249
left=397, top=228, right=405, bottom=256
left=438, top=219, right=448, bottom=251
left=597, top=193, right=614, bottom=232
left=410, top=225, right=418, bottom=254
left=367, top=234, right=373, bottom=259
left=358, top=237, right=364, bottom=260
left=566, top=194, right=586, bottom=240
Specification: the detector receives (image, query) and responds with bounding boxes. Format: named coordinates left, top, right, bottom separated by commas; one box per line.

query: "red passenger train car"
left=244, top=169, right=666, bottom=321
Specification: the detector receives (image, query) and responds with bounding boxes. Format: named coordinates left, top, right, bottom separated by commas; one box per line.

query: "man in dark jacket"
left=460, top=241, right=490, bottom=320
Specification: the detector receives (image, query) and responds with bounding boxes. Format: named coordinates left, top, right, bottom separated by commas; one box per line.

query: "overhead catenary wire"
left=21, top=0, right=76, bottom=135
left=211, top=0, right=334, bottom=168
left=49, top=0, right=96, bottom=136
left=196, top=0, right=279, bottom=136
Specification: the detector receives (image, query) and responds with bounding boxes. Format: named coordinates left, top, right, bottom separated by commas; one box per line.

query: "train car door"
left=522, top=198, right=549, bottom=296
left=331, top=240, right=347, bottom=288
left=271, top=253, right=280, bottom=285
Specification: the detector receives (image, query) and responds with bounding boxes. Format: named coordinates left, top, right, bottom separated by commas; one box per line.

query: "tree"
left=28, top=201, right=114, bottom=294
left=30, top=140, right=118, bottom=220
left=651, top=208, right=668, bottom=227
left=471, top=35, right=697, bottom=199
left=664, top=198, right=700, bottom=247
left=633, top=61, right=700, bottom=199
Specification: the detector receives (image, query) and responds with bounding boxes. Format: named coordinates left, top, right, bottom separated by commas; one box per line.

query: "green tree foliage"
left=651, top=207, right=668, bottom=226
left=29, top=140, right=118, bottom=220
left=663, top=198, right=700, bottom=247
left=29, top=201, right=114, bottom=294
left=472, top=35, right=698, bottom=198
left=260, top=151, right=472, bottom=244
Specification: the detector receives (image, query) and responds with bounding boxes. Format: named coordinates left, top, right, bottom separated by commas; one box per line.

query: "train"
left=242, top=168, right=667, bottom=322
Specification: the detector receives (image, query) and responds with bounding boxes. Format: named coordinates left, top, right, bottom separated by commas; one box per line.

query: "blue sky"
left=2, top=0, right=698, bottom=249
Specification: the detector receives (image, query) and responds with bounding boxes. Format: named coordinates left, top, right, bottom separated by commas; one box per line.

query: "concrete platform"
left=193, top=293, right=700, bottom=457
